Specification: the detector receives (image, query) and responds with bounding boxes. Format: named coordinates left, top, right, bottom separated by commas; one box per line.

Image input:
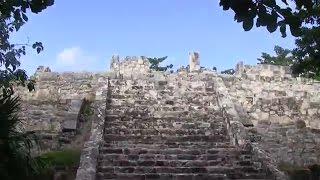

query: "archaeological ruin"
left=15, top=52, right=320, bottom=180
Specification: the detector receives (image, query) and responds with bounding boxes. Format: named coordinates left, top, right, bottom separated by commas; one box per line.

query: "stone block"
left=62, top=113, right=78, bottom=131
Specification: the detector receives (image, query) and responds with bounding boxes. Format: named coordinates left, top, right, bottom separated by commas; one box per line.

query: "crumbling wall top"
left=109, top=55, right=150, bottom=77
left=235, top=61, right=292, bottom=80
left=189, top=51, right=200, bottom=72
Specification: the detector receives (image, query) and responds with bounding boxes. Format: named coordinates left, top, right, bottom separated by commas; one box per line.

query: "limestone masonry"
left=15, top=52, right=320, bottom=179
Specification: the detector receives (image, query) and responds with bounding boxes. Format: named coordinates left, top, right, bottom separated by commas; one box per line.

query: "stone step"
left=104, top=128, right=227, bottom=136
left=109, top=95, right=217, bottom=102
left=105, top=110, right=219, bottom=118
left=97, top=153, right=252, bottom=162
left=103, top=135, right=228, bottom=143
left=106, top=107, right=223, bottom=116
left=96, top=172, right=230, bottom=180
left=108, top=99, right=218, bottom=107
left=104, top=115, right=225, bottom=123
left=105, top=109, right=220, bottom=115
left=104, top=121, right=227, bottom=130
left=96, top=166, right=265, bottom=177
left=108, top=88, right=217, bottom=95
left=99, top=147, right=252, bottom=156
left=97, top=159, right=255, bottom=168
left=102, top=141, right=233, bottom=149
left=96, top=172, right=270, bottom=180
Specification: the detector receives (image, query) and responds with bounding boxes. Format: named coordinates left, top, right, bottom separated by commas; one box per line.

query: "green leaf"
left=267, top=22, right=278, bottom=33
left=256, top=17, right=261, bottom=27
left=281, top=0, right=288, bottom=5
left=290, top=25, right=302, bottom=37
left=22, top=13, right=28, bottom=22
left=264, top=0, right=276, bottom=7
left=36, top=47, right=42, bottom=54
left=280, top=25, right=287, bottom=38
left=243, top=18, right=254, bottom=31
left=219, top=0, right=231, bottom=10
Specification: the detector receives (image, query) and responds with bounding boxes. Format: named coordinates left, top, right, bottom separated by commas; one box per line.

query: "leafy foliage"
left=0, top=0, right=54, bottom=97
left=219, top=0, right=320, bottom=80
left=0, top=1, right=54, bottom=179
left=148, top=56, right=173, bottom=72
left=257, top=45, right=295, bottom=66
left=0, top=96, right=46, bottom=180
left=257, top=36, right=320, bottom=79
left=291, top=27, right=320, bottom=79
left=219, top=0, right=320, bottom=37
left=221, top=68, right=235, bottom=75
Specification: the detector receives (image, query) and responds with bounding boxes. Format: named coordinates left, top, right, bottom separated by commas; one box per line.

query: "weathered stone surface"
left=189, top=51, right=200, bottom=72
left=62, top=118, right=78, bottom=131
left=16, top=55, right=320, bottom=180
left=91, top=72, right=281, bottom=180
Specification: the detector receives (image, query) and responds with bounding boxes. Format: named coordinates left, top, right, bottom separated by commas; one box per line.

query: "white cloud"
left=56, top=47, right=82, bottom=66
left=53, top=47, right=101, bottom=72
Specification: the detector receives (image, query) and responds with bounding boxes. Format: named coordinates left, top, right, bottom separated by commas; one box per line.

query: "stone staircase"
left=96, top=76, right=272, bottom=180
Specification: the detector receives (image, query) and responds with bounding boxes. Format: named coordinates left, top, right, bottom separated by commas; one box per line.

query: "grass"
left=39, top=149, right=81, bottom=169
left=27, top=149, right=81, bottom=180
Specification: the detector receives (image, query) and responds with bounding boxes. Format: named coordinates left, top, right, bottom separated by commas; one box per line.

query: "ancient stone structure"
left=189, top=51, right=200, bottom=72
left=110, top=55, right=150, bottom=78
left=16, top=53, right=320, bottom=179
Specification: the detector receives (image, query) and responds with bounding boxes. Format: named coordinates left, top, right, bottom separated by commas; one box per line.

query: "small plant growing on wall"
left=296, top=120, right=306, bottom=129
left=148, top=56, right=173, bottom=72
left=27, top=79, right=36, bottom=92
left=83, top=104, right=94, bottom=117
left=81, top=98, right=94, bottom=118
left=221, top=68, right=235, bottom=75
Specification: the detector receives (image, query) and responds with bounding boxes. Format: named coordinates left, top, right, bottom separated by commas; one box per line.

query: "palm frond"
left=0, top=95, right=46, bottom=180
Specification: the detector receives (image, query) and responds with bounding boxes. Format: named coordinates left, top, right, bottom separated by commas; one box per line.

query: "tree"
left=219, top=0, right=320, bottom=79
left=291, top=27, right=320, bottom=79
left=219, top=0, right=320, bottom=37
left=147, top=56, right=173, bottom=72
left=0, top=0, right=54, bottom=96
left=257, top=45, right=294, bottom=66
left=0, top=0, right=54, bottom=179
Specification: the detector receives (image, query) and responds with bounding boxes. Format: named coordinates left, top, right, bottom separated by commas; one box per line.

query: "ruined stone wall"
left=222, top=62, right=320, bottom=168
left=16, top=72, right=95, bottom=131
left=110, top=55, right=150, bottom=77
left=13, top=67, right=112, bottom=150
left=235, top=61, right=292, bottom=80
left=222, top=66, right=320, bottom=129
left=16, top=54, right=320, bottom=177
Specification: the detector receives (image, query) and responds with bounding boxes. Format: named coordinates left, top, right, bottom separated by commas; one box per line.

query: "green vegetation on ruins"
left=148, top=56, right=174, bottom=72
left=219, top=0, right=320, bottom=80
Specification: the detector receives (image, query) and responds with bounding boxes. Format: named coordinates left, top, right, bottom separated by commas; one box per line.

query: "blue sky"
left=10, top=0, right=296, bottom=75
